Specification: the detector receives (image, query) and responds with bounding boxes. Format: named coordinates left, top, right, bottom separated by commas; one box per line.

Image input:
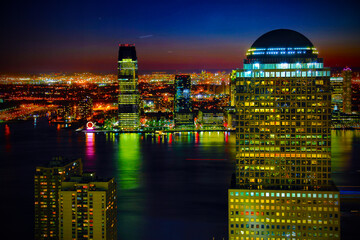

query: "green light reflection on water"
left=116, top=133, right=142, bottom=190
left=331, top=130, right=356, bottom=172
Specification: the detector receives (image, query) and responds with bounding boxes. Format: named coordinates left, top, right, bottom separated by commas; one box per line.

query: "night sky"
left=1, top=0, right=360, bottom=73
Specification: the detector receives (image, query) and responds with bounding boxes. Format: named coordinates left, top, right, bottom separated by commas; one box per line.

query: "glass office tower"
left=118, top=44, right=139, bottom=130
left=174, top=74, right=194, bottom=128
left=229, top=29, right=340, bottom=240
left=342, top=67, right=352, bottom=114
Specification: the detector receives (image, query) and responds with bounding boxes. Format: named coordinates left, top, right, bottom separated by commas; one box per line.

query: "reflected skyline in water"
left=0, top=120, right=359, bottom=239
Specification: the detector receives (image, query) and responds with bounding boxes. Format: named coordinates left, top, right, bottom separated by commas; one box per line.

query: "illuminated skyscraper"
left=59, top=173, right=117, bottom=240
left=118, top=44, right=139, bottom=129
left=174, top=74, right=194, bottom=127
left=229, top=29, right=340, bottom=240
left=330, top=77, right=343, bottom=111
left=342, top=67, right=352, bottom=114
left=34, top=157, right=83, bottom=239
left=77, top=96, right=93, bottom=120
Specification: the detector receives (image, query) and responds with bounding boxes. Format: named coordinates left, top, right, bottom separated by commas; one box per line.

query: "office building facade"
left=78, top=96, right=93, bottom=120
left=330, top=77, right=343, bottom=112
left=34, top=157, right=83, bottom=239
left=229, top=29, right=340, bottom=240
left=174, top=74, right=194, bottom=127
left=342, top=67, right=352, bottom=114
left=118, top=44, right=139, bottom=129
left=59, top=173, right=117, bottom=240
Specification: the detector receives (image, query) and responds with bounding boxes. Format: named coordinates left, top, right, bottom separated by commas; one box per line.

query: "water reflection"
left=116, top=133, right=141, bottom=190
left=114, top=133, right=144, bottom=240
left=331, top=130, right=360, bottom=187
left=2, top=120, right=360, bottom=239
left=4, top=124, right=11, bottom=152
left=85, top=132, right=95, bottom=168
left=4, top=124, right=10, bottom=136
left=332, top=130, right=359, bottom=172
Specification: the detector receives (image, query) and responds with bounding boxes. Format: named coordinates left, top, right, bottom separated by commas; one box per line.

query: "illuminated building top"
left=118, top=44, right=137, bottom=61
left=117, top=43, right=139, bottom=129
left=232, top=29, right=334, bottom=191
left=228, top=29, right=340, bottom=240
left=245, top=29, right=319, bottom=63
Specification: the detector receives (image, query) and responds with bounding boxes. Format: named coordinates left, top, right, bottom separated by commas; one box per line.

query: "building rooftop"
left=251, top=29, right=313, bottom=49
left=37, top=156, right=81, bottom=168
left=245, top=29, right=319, bottom=62
left=65, top=172, right=113, bottom=183
left=118, top=44, right=137, bottom=61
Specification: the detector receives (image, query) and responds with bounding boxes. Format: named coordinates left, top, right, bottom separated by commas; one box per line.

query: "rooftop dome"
left=251, top=29, right=314, bottom=49
left=245, top=29, right=318, bottom=61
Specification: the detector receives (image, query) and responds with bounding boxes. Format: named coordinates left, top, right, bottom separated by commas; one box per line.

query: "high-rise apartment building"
left=59, top=173, right=117, bottom=240
left=34, top=157, right=83, bottom=239
left=118, top=44, right=139, bottom=129
left=229, top=29, right=340, bottom=240
left=78, top=96, right=93, bottom=120
left=342, top=67, right=352, bottom=114
left=174, top=74, right=194, bottom=127
left=330, top=77, right=343, bottom=111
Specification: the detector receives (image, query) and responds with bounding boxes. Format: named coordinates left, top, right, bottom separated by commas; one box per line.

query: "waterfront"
left=0, top=119, right=359, bottom=239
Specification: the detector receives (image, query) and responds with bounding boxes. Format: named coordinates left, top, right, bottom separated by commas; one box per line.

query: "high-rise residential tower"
left=59, top=173, right=117, bottom=240
left=342, top=67, right=352, bottom=114
left=77, top=96, right=93, bottom=120
left=117, top=44, right=139, bottom=129
left=330, top=77, right=343, bottom=111
left=34, top=157, right=83, bottom=239
left=229, top=29, right=340, bottom=240
left=174, top=74, right=194, bottom=128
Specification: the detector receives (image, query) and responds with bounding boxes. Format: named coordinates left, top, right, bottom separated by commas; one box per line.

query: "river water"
left=0, top=119, right=359, bottom=239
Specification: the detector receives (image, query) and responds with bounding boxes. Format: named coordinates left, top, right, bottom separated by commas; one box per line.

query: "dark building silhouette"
left=174, top=74, right=194, bottom=127
left=77, top=96, right=93, bottom=120
left=342, top=67, right=352, bottom=114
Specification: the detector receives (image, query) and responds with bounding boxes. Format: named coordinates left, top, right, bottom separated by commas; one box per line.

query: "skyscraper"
left=342, top=67, right=352, bottom=114
left=174, top=74, right=194, bottom=128
left=34, top=157, right=83, bottom=239
left=77, top=96, right=93, bottom=120
left=229, top=29, right=340, bottom=240
left=59, top=173, right=117, bottom=240
left=117, top=44, right=139, bottom=130
left=330, top=77, right=343, bottom=111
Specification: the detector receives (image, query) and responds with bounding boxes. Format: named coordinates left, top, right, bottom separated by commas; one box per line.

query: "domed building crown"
left=246, top=29, right=318, bottom=62
left=251, top=29, right=313, bottom=49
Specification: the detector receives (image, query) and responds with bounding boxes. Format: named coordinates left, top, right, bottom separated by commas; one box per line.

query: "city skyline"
left=1, top=1, right=360, bottom=239
left=1, top=0, right=360, bottom=73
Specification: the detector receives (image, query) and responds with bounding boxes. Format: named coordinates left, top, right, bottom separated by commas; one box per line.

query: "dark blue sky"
left=1, top=0, right=359, bottom=73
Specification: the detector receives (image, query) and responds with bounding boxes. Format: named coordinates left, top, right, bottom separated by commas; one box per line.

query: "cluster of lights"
left=236, top=70, right=330, bottom=78
left=246, top=47, right=318, bottom=56
left=244, top=62, right=323, bottom=70
left=230, top=191, right=338, bottom=199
